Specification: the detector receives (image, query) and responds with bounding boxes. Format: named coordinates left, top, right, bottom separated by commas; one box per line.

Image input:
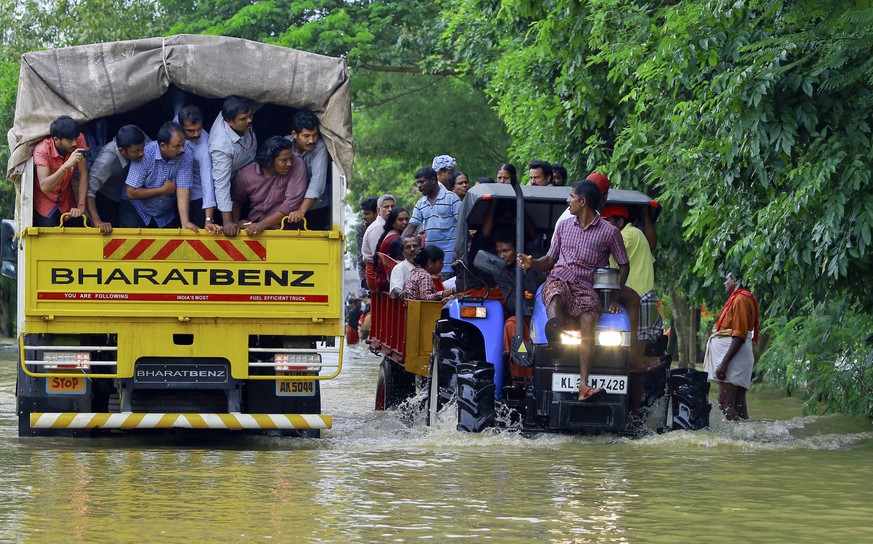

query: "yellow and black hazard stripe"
left=30, top=413, right=331, bottom=430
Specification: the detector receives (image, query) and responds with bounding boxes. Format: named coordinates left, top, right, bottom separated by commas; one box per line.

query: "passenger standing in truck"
left=376, top=207, right=410, bottom=260
left=285, top=110, right=330, bottom=229
left=209, top=96, right=257, bottom=236
left=362, top=194, right=395, bottom=291
left=356, top=197, right=378, bottom=288
left=552, top=163, right=568, bottom=187
left=177, top=106, right=220, bottom=234
left=704, top=271, right=759, bottom=421
left=32, top=116, right=89, bottom=227
left=449, top=171, right=470, bottom=201
left=528, top=160, right=553, bottom=186
left=85, top=124, right=147, bottom=234
left=231, top=136, right=308, bottom=235
left=495, top=163, right=517, bottom=185
left=122, top=122, right=194, bottom=229
left=518, top=180, right=629, bottom=401
left=390, top=235, right=420, bottom=298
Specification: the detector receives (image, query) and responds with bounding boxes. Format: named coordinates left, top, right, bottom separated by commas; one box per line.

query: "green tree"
left=0, top=0, right=168, bottom=336
left=443, top=0, right=873, bottom=410
left=161, top=0, right=510, bottom=205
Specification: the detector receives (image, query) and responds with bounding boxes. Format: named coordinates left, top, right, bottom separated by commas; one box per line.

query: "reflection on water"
left=1, top=338, right=873, bottom=542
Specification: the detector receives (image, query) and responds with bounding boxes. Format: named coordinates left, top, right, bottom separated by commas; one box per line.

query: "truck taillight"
left=275, top=353, right=321, bottom=372
left=42, top=351, right=91, bottom=370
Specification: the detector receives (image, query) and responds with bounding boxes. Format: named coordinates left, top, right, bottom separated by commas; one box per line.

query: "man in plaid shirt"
left=518, top=180, right=632, bottom=401
left=122, top=121, right=195, bottom=229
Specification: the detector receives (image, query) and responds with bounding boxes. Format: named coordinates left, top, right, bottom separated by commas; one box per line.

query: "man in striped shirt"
left=402, top=167, right=461, bottom=278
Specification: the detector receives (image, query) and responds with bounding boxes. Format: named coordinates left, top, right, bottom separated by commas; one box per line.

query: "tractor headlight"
left=560, top=330, right=582, bottom=345
left=596, top=330, right=624, bottom=347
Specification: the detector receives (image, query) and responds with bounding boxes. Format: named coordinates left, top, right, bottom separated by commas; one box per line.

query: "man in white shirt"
left=389, top=235, right=420, bottom=298
left=285, top=110, right=331, bottom=229
left=209, top=96, right=257, bottom=236
left=361, top=194, right=395, bottom=291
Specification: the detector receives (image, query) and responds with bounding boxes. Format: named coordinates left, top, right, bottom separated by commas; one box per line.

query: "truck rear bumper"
left=30, top=412, right=332, bottom=430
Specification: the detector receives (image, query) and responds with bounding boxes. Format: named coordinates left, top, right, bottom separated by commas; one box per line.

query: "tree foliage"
left=447, top=0, right=873, bottom=305
left=162, top=0, right=510, bottom=205
left=759, top=299, right=873, bottom=417
left=443, top=0, right=873, bottom=411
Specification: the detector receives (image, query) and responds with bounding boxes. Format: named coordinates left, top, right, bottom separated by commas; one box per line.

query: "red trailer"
left=368, top=286, right=443, bottom=410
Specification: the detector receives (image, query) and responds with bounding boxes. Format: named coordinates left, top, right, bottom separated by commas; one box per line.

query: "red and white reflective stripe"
left=29, top=412, right=332, bottom=430
left=103, top=239, right=267, bottom=261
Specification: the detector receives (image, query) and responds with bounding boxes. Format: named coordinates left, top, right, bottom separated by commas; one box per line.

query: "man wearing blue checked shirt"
left=121, top=121, right=196, bottom=230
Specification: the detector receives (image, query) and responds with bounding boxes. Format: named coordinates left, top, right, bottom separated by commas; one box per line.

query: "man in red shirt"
left=231, top=136, right=308, bottom=236
left=32, top=116, right=89, bottom=227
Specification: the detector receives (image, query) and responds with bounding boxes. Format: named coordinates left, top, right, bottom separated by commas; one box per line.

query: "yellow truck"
left=3, top=35, right=353, bottom=437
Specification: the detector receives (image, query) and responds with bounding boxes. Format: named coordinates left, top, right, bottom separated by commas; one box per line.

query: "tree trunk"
left=670, top=289, right=700, bottom=368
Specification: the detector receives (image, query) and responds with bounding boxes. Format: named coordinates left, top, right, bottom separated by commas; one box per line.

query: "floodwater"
left=2, top=339, right=873, bottom=542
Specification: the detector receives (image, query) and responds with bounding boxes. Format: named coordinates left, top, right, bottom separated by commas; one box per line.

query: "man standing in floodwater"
left=704, top=271, right=760, bottom=420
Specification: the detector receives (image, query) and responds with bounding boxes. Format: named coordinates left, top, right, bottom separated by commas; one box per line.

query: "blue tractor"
left=372, top=181, right=711, bottom=434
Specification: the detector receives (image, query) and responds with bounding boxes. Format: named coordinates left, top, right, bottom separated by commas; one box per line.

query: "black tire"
left=456, top=361, right=496, bottom=433
left=375, top=358, right=415, bottom=410
left=425, top=353, right=459, bottom=425
left=668, top=368, right=712, bottom=430
left=426, top=318, right=488, bottom=426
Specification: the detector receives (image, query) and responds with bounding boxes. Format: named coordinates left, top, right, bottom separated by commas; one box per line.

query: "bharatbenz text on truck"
left=4, top=35, right=353, bottom=436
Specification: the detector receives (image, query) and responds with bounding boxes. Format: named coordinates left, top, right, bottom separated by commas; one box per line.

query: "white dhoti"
left=703, top=329, right=755, bottom=390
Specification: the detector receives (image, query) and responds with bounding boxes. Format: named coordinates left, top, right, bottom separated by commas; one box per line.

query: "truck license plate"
left=276, top=372, right=316, bottom=397
left=46, top=375, right=87, bottom=395
left=551, top=373, right=628, bottom=395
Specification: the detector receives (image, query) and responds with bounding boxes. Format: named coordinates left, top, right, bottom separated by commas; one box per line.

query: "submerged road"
left=0, top=270, right=871, bottom=541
